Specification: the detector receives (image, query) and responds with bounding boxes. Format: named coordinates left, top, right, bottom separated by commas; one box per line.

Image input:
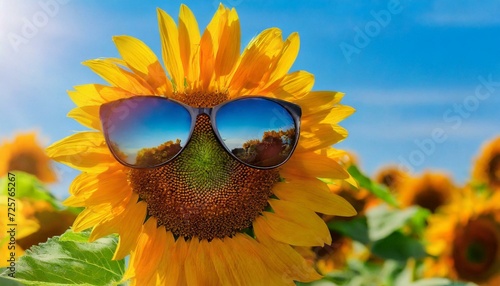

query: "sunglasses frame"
left=100, top=95, right=302, bottom=170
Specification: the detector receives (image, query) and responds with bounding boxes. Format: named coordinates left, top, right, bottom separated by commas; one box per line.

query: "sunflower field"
left=1, top=2, right=499, bottom=286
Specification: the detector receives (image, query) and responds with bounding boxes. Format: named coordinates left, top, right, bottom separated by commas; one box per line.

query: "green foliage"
left=0, top=171, right=81, bottom=215
left=0, top=229, right=125, bottom=286
left=371, top=232, right=427, bottom=261
left=366, top=204, right=429, bottom=241
left=347, top=165, right=399, bottom=207
left=1, top=171, right=62, bottom=211
left=328, top=217, right=370, bottom=245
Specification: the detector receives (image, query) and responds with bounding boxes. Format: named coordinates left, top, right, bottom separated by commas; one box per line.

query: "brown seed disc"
left=8, top=153, right=39, bottom=176
left=452, top=216, right=500, bottom=282
left=128, top=114, right=279, bottom=240
left=487, top=154, right=500, bottom=187
left=411, top=187, right=445, bottom=213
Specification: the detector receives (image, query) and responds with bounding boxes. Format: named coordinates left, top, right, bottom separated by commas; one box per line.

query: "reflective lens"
left=215, top=98, right=298, bottom=168
left=100, top=96, right=192, bottom=167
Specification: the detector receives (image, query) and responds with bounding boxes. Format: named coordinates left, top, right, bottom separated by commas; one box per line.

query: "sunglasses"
left=99, top=96, right=302, bottom=170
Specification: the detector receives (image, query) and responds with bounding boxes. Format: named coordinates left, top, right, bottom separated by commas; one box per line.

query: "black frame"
left=100, top=95, right=302, bottom=170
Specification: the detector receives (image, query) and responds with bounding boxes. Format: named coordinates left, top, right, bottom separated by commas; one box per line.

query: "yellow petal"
left=295, top=91, right=345, bottom=115
left=124, top=219, right=166, bottom=285
left=221, top=234, right=269, bottom=286
left=72, top=205, right=111, bottom=232
left=113, top=199, right=147, bottom=260
left=321, top=105, right=356, bottom=125
left=214, top=7, right=240, bottom=88
left=272, top=70, right=314, bottom=99
left=184, top=239, right=220, bottom=286
left=178, top=4, right=201, bottom=88
left=88, top=193, right=135, bottom=242
left=262, top=199, right=331, bottom=246
left=97, top=85, right=135, bottom=102
left=267, top=32, right=300, bottom=86
left=273, top=178, right=356, bottom=216
left=253, top=217, right=322, bottom=282
left=83, top=59, right=154, bottom=95
left=229, top=28, right=284, bottom=96
left=113, top=35, right=170, bottom=95
left=68, top=84, right=107, bottom=107
left=281, top=151, right=349, bottom=180
left=46, top=132, right=114, bottom=172
left=156, top=232, right=179, bottom=285
left=67, top=106, right=101, bottom=131
left=157, top=8, right=184, bottom=92
left=299, top=125, right=346, bottom=150
left=208, top=238, right=239, bottom=285
left=332, top=124, right=348, bottom=140
left=65, top=169, right=131, bottom=207
left=160, top=237, right=188, bottom=285
left=69, top=84, right=134, bottom=106
left=199, top=4, right=224, bottom=91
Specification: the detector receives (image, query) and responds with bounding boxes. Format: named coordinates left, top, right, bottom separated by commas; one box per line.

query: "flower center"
left=487, top=153, right=500, bottom=186
left=411, top=187, right=445, bottom=213
left=8, top=152, right=39, bottom=176
left=380, top=174, right=396, bottom=189
left=128, top=114, right=279, bottom=240
left=313, top=230, right=344, bottom=260
left=452, top=217, right=500, bottom=282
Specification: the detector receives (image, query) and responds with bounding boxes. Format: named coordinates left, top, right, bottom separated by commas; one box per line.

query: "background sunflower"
left=398, top=172, right=456, bottom=213
left=0, top=132, right=57, bottom=183
left=425, top=188, right=500, bottom=285
left=472, top=136, right=500, bottom=191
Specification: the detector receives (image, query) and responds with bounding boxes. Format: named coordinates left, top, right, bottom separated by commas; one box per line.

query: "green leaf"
left=0, top=229, right=125, bottom=286
left=58, top=230, right=96, bottom=243
left=366, top=204, right=420, bottom=241
left=347, top=166, right=398, bottom=207
left=0, top=172, right=63, bottom=210
left=327, top=216, right=370, bottom=245
left=371, top=231, right=427, bottom=262
left=0, top=275, right=24, bottom=286
left=407, top=207, right=431, bottom=237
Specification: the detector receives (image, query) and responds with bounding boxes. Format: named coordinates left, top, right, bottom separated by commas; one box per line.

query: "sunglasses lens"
left=100, top=97, right=191, bottom=167
left=215, top=98, right=298, bottom=168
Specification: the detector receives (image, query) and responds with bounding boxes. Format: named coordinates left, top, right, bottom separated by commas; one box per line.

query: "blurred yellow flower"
left=0, top=196, right=40, bottom=267
left=0, top=132, right=57, bottom=183
left=15, top=200, right=76, bottom=250
left=398, top=171, right=456, bottom=213
left=375, top=165, right=409, bottom=192
left=472, top=136, right=500, bottom=191
left=46, top=4, right=356, bottom=285
left=296, top=229, right=355, bottom=275
left=425, top=187, right=500, bottom=285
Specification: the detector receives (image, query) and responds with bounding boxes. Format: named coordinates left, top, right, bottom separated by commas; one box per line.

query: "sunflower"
left=425, top=187, right=500, bottom=284
left=296, top=229, right=355, bottom=275
left=374, top=165, right=408, bottom=192
left=472, top=136, right=500, bottom=191
left=397, top=171, right=455, bottom=213
left=0, top=196, right=40, bottom=267
left=16, top=200, right=76, bottom=250
left=46, top=4, right=356, bottom=285
left=0, top=132, right=57, bottom=183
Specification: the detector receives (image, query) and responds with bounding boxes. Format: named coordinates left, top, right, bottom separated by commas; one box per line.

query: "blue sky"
left=1, top=0, right=499, bottom=198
